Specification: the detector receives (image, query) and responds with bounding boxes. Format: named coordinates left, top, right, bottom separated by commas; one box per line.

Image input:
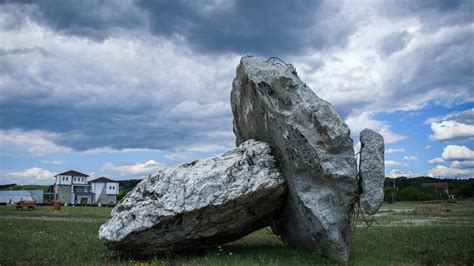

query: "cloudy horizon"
left=0, top=0, right=473, bottom=185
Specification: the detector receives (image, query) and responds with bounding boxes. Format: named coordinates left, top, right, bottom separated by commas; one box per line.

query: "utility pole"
left=392, top=177, right=396, bottom=203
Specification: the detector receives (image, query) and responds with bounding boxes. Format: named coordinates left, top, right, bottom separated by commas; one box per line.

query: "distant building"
left=53, top=170, right=119, bottom=205
left=89, top=177, right=119, bottom=205
left=0, top=190, right=44, bottom=204
left=448, top=188, right=460, bottom=200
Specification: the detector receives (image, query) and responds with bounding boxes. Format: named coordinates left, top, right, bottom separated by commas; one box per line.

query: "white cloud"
left=429, top=157, right=445, bottom=164
left=426, top=145, right=474, bottom=178
left=385, top=160, right=401, bottom=166
left=430, top=120, right=474, bottom=141
left=101, top=160, right=162, bottom=177
left=0, top=129, right=72, bottom=156
left=425, top=145, right=431, bottom=149
left=41, top=160, right=64, bottom=165
left=345, top=112, right=406, bottom=144
left=403, top=155, right=418, bottom=161
left=300, top=9, right=473, bottom=135
left=427, top=165, right=474, bottom=179
left=450, top=160, right=474, bottom=169
left=426, top=108, right=474, bottom=124
left=165, top=151, right=199, bottom=166
left=82, top=147, right=160, bottom=155
left=7, top=167, right=55, bottom=182
left=0, top=18, right=239, bottom=152
left=389, top=169, right=418, bottom=178
left=441, top=145, right=474, bottom=160
left=386, top=148, right=405, bottom=154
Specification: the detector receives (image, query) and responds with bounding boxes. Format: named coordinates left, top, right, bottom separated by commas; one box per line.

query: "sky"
left=0, top=0, right=473, bottom=185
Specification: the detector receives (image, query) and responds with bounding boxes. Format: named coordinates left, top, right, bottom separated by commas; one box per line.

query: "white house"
left=54, top=170, right=119, bottom=205
left=88, top=176, right=119, bottom=205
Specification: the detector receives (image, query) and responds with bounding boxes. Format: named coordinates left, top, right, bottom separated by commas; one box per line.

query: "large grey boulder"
left=99, top=139, right=286, bottom=255
left=359, top=129, right=385, bottom=215
left=231, top=56, right=358, bottom=262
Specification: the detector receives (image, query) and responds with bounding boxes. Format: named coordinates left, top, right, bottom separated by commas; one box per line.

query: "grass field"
left=1, top=200, right=473, bottom=265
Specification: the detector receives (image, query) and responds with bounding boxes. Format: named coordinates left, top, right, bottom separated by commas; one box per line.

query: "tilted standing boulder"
left=359, top=128, right=385, bottom=215
left=231, top=56, right=358, bottom=262
left=99, top=139, right=286, bottom=255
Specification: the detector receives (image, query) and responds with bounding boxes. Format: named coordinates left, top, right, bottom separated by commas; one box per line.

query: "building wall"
left=72, top=176, right=88, bottom=184
left=56, top=185, right=72, bottom=204
left=74, top=194, right=93, bottom=204
left=55, top=175, right=88, bottom=186
left=105, top=182, right=119, bottom=195
left=56, top=175, right=72, bottom=185
left=96, top=184, right=116, bottom=205
left=91, top=182, right=105, bottom=204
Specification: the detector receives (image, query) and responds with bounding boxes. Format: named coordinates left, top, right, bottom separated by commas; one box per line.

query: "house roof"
left=422, top=182, right=449, bottom=189
left=55, top=170, right=89, bottom=177
left=88, top=177, right=116, bottom=183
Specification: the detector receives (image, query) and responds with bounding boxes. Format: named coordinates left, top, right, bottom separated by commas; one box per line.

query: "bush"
left=398, top=187, right=447, bottom=201
left=384, top=187, right=399, bottom=203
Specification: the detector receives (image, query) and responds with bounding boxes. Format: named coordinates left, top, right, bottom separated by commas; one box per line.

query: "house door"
left=80, top=197, right=88, bottom=205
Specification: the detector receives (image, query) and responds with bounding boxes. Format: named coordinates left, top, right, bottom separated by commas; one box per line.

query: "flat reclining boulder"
left=359, top=128, right=385, bottom=215
left=231, top=56, right=358, bottom=262
left=99, top=139, right=286, bottom=255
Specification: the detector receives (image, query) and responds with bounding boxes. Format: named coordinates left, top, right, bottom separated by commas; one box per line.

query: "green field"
left=1, top=200, right=473, bottom=265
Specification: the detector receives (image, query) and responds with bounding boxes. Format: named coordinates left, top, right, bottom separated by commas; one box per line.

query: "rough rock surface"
left=359, top=129, right=385, bottom=215
left=99, top=139, right=286, bottom=255
left=231, top=56, right=358, bottom=262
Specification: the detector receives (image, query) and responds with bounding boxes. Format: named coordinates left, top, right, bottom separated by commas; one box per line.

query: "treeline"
left=2, top=177, right=472, bottom=203
left=384, top=176, right=474, bottom=202
left=117, top=179, right=142, bottom=200
left=0, top=184, right=51, bottom=191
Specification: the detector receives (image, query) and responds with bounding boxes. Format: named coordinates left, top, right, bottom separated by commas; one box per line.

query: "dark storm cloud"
left=0, top=47, right=50, bottom=56
left=2, top=0, right=355, bottom=55
left=136, top=0, right=355, bottom=55
left=1, top=0, right=146, bottom=40
left=0, top=99, right=233, bottom=151
left=376, top=0, right=473, bottom=31
left=381, top=26, right=474, bottom=110
left=377, top=31, right=412, bottom=58
left=1, top=0, right=473, bottom=154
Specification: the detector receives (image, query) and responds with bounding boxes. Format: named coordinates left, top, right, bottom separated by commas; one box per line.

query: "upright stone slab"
left=359, top=129, right=385, bottom=215
left=231, top=56, right=358, bottom=262
left=99, top=139, right=286, bottom=256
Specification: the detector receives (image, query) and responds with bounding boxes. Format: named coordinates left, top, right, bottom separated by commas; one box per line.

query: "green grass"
left=1, top=201, right=473, bottom=265
left=0, top=205, right=112, bottom=219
